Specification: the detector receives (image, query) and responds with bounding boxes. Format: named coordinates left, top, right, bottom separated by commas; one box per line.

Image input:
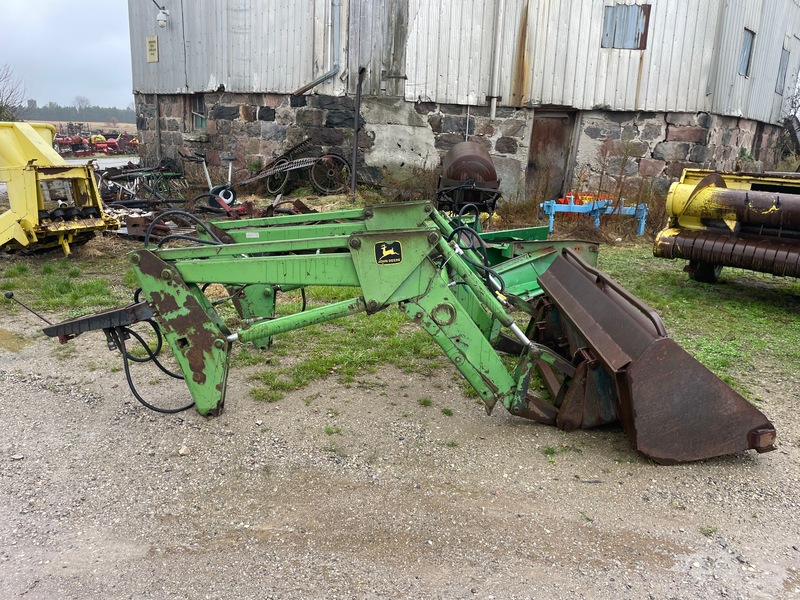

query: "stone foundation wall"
left=573, top=111, right=782, bottom=195
left=134, top=92, right=783, bottom=200
left=133, top=93, right=532, bottom=195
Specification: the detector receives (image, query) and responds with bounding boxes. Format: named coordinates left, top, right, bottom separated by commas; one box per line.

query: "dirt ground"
left=1, top=246, right=799, bottom=599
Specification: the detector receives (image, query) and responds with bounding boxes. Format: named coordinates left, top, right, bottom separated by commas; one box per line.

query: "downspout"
left=292, top=0, right=342, bottom=96
left=154, top=93, right=162, bottom=163
left=488, top=0, right=505, bottom=119
left=351, top=67, right=366, bottom=203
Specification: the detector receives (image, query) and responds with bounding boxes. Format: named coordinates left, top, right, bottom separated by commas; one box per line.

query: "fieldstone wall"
left=573, top=110, right=782, bottom=194
left=134, top=92, right=532, bottom=196
left=135, top=91, right=783, bottom=199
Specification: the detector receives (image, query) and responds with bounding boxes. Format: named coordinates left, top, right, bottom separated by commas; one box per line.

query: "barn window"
left=776, top=47, right=790, bottom=94
left=601, top=4, right=651, bottom=50
left=739, top=29, right=756, bottom=77
left=192, top=94, right=206, bottom=129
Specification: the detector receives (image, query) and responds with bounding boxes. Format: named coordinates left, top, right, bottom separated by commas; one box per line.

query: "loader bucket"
left=535, top=249, right=776, bottom=464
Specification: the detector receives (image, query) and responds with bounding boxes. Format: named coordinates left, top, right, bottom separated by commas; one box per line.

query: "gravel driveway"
left=1, top=268, right=798, bottom=599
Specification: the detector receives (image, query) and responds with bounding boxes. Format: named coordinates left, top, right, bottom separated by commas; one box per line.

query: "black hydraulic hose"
left=456, top=203, right=481, bottom=227
left=122, top=325, right=184, bottom=380
left=143, top=209, right=225, bottom=248
left=447, top=225, right=506, bottom=294
left=122, top=319, right=164, bottom=364
left=108, top=327, right=194, bottom=414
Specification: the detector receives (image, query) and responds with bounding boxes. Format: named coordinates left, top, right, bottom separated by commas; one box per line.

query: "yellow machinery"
left=655, top=169, right=800, bottom=282
left=0, top=122, right=119, bottom=255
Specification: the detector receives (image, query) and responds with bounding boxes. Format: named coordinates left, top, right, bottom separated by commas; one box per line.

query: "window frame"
left=738, top=28, right=756, bottom=77
left=601, top=4, right=651, bottom=50
left=776, top=47, right=790, bottom=94
left=191, top=94, right=207, bottom=130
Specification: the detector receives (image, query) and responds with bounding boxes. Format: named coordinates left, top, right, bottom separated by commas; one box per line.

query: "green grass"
left=1, top=252, right=132, bottom=318
left=699, top=525, right=719, bottom=537
left=598, top=243, right=800, bottom=396
left=247, top=286, right=445, bottom=403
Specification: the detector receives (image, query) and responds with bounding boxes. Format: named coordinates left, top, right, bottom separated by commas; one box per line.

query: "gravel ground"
left=1, top=285, right=799, bottom=599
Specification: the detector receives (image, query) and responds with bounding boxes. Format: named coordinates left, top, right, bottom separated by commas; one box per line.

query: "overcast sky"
left=0, top=1, right=133, bottom=109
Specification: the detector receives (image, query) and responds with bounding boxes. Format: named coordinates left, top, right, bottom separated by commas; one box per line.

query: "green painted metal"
left=236, top=297, right=368, bottom=348
left=131, top=250, right=230, bottom=415
left=115, top=201, right=587, bottom=419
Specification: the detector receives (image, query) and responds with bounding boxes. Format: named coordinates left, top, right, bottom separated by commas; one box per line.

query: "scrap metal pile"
left=43, top=201, right=776, bottom=464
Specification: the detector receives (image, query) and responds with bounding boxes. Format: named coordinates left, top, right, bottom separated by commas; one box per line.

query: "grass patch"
left=324, top=425, right=342, bottom=436
left=1, top=245, right=134, bottom=318
left=418, top=397, right=432, bottom=407
left=699, top=525, right=718, bottom=537
left=598, top=243, right=800, bottom=396
left=245, top=286, right=445, bottom=402
left=441, top=407, right=454, bottom=416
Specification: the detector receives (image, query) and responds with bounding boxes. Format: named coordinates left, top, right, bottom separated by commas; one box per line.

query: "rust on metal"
left=534, top=248, right=777, bottom=464
left=657, top=170, right=800, bottom=278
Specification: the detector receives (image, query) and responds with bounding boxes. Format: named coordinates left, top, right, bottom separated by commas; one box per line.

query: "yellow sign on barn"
left=146, top=36, right=159, bottom=63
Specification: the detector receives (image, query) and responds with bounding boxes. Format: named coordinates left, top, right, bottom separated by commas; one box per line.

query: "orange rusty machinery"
left=654, top=169, right=800, bottom=282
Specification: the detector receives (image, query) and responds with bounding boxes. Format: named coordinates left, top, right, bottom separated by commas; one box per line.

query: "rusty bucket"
left=533, top=249, right=776, bottom=464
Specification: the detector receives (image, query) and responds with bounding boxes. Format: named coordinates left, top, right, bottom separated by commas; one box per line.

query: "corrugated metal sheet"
left=128, top=0, right=800, bottom=124
left=129, top=0, right=344, bottom=95
left=710, top=0, right=800, bottom=123
left=404, top=0, right=496, bottom=104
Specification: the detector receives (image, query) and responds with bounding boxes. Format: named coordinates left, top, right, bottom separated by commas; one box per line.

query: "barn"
left=128, top=0, right=800, bottom=199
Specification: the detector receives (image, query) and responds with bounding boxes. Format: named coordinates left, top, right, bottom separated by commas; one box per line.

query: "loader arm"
left=42, top=201, right=776, bottom=463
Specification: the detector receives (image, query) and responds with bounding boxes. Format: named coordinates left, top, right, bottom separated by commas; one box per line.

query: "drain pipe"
left=153, top=93, right=162, bottom=163
left=292, top=0, right=341, bottom=96
left=350, top=67, right=366, bottom=203
left=488, top=0, right=505, bottom=119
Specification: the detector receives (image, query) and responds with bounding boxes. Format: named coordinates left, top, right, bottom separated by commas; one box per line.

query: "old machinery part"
left=540, top=196, right=648, bottom=236
left=42, top=201, right=776, bottom=464
left=310, top=154, right=351, bottom=195
left=654, top=169, right=800, bottom=281
left=437, top=141, right=501, bottom=214
left=0, top=121, right=119, bottom=255
left=534, top=249, right=776, bottom=463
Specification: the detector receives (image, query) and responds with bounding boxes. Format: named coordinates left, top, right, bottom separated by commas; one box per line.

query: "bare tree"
left=74, top=95, right=91, bottom=113
left=0, top=64, right=26, bottom=121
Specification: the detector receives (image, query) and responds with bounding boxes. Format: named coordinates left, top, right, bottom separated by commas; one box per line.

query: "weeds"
left=700, top=525, right=718, bottom=537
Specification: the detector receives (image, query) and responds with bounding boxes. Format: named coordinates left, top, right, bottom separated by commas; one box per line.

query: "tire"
left=686, top=260, right=723, bottom=283
left=310, top=154, right=350, bottom=195
left=266, top=158, right=289, bottom=195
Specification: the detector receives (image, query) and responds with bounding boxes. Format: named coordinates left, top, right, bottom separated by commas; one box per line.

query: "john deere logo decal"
left=375, top=241, right=402, bottom=264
